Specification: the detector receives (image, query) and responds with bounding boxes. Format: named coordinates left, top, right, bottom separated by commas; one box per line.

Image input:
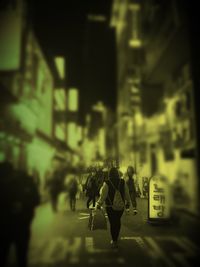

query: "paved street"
left=8, top=196, right=200, bottom=267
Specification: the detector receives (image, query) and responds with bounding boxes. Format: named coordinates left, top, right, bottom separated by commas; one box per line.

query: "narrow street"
left=1, top=1, right=200, bottom=267
left=9, top=196, right=198, bottom=267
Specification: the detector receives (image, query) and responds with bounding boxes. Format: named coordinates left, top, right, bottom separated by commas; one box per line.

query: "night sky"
left=28, top=0, right=116, bottom=123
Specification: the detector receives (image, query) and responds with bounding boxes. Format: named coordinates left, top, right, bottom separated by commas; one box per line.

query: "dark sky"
left=28, top=0, right=116, bottom=123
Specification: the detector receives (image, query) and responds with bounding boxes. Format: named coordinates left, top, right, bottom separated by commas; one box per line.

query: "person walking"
left=95, top=167, right=131, bottom=248
left=125, top=166, right=138, bottom=214
left=66, top=173, right=78, bottom=211
left=45, top=164, right=65, bottom=212
left=85, top=168, right=98, bottom=209
left=0, top=162, right=40, bottom=267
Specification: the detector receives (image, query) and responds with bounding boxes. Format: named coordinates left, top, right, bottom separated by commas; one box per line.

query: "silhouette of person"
left=0, top=162, right=40, bottom=267
left=96, top=167, right=131, bottom=248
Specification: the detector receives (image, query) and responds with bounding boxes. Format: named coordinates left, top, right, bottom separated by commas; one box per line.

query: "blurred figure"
left=45, top=158, right=65, bottom=212
left=66, top=172, right=78, bottom=211
left=125, top=166, right=138, bottom=214
left=0, top=162, right=40, bottom=267
left=45, top=170, right=60, bottom=212
left=0, top=161, right=15, bottom=267
left=85, top=167, right=98, bottom=209
left=95, top=165, right=104, bottom=195
left=95, top=167, right=131, bottom=249
left=142, top=177, right=149, bottom=198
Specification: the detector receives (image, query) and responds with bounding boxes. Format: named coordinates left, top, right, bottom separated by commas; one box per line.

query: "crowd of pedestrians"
left=0, top=155, right=144, bottom=266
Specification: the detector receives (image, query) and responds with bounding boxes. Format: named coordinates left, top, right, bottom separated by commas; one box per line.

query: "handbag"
left=88, top=208, right=107, bottom=231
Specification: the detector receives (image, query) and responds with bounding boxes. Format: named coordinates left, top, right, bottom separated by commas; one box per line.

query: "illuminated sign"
left=148, top=174, right=171, bottom=223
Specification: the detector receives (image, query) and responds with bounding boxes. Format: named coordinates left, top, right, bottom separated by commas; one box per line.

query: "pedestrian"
left=125, top=166, right=138, bottom=214
left=142, top=177, right=149, bottom=198
left=0, top=162, right=40, bottom=267
left=95, top=166, right=104, bottom=196
left=66, top=172, right=78, bottom=211
left=85, top=167, right=98, bottom=209
left=95, top=167, right=131, bottom=248
left=45, top=159, right=65, bottom=212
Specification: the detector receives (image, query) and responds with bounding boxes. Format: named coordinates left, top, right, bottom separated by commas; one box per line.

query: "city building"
left=110, top=0, right=199, bottom=213
left=0, top=1, right=60, bottom=192
left=110, top=0, right=143, bottom=169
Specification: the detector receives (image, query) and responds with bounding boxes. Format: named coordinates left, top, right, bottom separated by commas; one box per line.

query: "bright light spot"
left=135, top=112, right=143, bottom=126
left=129, top=39, right=142, bottom=48
left=130, top=86, right=139, bottom=93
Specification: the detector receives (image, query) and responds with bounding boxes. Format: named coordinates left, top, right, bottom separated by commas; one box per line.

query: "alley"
left=1, top=1, right=200, bottom=267
left=8, top=197, right=199, bottom=267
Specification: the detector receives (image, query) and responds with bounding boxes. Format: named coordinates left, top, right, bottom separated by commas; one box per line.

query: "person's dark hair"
left=109, top=167, right=120, bottom=180
left=127, top=166, right=135, bottom=173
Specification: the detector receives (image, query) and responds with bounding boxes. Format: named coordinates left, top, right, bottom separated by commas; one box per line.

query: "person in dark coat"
left=66, top=173, right=78, bottom=211
left=85, top=168, right=98, bottom=209
left=96, top=167, right=131, bottom=248
left=125, top=166, right=138, bottom=214
left=46, top=166, right=65, bottom=212
left=0, top=162, right=40, bottom=267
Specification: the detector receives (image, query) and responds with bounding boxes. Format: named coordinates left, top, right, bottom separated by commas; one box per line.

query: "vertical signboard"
left=148, top=174, right=171, bottom=224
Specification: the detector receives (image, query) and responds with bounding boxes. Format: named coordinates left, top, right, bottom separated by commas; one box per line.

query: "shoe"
left=110, top=240, right=118, bottom=249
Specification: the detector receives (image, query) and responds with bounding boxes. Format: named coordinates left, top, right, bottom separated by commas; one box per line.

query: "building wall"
left=0, top=1, right=56, bottom=188
left=111, top=0, right=199, bottom=214
left=110, top=0, right=143, bottom=166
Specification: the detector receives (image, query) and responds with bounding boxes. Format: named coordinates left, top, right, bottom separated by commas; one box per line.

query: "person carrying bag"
left=88, top=208, right=107, bottom=231
left=95, top=167, right=131, bottom=249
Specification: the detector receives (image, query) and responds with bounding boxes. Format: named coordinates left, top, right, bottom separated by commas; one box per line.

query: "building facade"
left=0, top=1, right=56, bottom=193
left=110, top=0, right=199, bottom=214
